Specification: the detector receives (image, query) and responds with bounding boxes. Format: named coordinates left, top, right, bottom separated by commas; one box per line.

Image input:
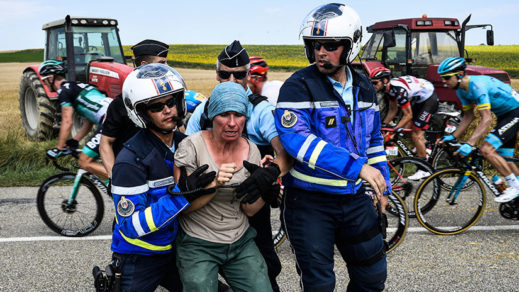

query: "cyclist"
left=274, top=4, right=390, bottom=291
left=41, top=60, right=110, bottom=180
left=438, top=57, right=519, bottom=203
left=371, top=67, right=438, bottom=180
left=108, top=63, right=216, bottom=291
left=247, top=56, right=283, bottom=105
left=185, top=40, right=292, bottom=292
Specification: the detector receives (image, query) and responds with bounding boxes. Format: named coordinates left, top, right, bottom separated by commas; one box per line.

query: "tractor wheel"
left=19, top=71, right=57, bottom=140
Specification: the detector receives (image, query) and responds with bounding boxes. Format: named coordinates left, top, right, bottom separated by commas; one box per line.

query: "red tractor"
left=353, top=14, right=510, bottom=115
left=19, top=15, right=134, bottom=140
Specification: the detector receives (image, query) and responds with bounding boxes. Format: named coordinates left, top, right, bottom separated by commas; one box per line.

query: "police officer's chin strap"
left=144, top=114, right=183, bottom=134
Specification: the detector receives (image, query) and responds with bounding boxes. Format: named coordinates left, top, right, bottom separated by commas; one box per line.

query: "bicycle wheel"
left=387, top=157, right=439, bottom=218
left=414, top=168, right=486, bottom=235
left=385, top=192, right=408, bottom=254
left=431, top=148, right=456, bottom=170
left=37, top=172, right=104, bottom=237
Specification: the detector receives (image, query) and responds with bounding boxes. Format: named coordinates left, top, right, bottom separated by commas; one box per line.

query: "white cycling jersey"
left=388, top=75, right=435, bottom=106
left=261, top=80, right=283, bottom=106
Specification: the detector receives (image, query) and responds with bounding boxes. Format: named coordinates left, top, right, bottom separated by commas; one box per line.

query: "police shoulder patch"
left=281, top=110, right=297, bottom=128
left=117, top=196, right=135, bottom=217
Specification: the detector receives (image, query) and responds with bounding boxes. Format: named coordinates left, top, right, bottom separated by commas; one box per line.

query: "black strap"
left=199, top=101, right=212, bottom=130
left=347, top=248, right=386, bottom=266
left=248, top=93, right=268, bottom=106
left=342, top=224, right=381, bottom=245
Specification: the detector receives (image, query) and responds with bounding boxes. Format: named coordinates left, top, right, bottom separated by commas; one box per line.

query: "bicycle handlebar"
left=46, top=149, right=80, bottom=172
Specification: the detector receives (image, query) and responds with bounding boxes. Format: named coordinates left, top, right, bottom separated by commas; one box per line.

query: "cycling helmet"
left=122, top=63, right=186, bottom=129
left=250, top=56, right=269, bottom=77
left=438, top=57, right=466, bottom=75
left=39, top=60, right=67, bottom=76
left=300, top=3, right=362, bottom=64
left=369, top=67, right=392, bottom=80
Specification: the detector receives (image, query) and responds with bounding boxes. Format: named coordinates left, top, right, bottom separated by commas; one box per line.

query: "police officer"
left=109, top=63, right=216, bottom=291
left=100, top=39, right=169, bottom=178
left=274, top=4, right=391, bottom=291
left=186, top=40, right=292, bottom=292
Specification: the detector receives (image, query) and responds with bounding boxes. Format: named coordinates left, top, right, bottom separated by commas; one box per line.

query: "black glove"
left=66, top=138, right=79, bottom=150
left=167, top=164, right=216, bottom=203
left=236, top=161, right=281, bottom=204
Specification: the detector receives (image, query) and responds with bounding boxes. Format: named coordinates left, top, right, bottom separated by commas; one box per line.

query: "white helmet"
left=122, top=63, right=186, bottom=128
left=300, top=3, right=362, bottom=64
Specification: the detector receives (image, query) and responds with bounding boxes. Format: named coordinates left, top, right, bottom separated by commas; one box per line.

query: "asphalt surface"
left=1, top=186, right=518, bottom=291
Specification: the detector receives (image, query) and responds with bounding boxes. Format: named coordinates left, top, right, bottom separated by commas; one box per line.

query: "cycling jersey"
left=58, top=81, right=112, bottom=124
left=457, top=75, right=519, bottom=117
left=388, top=76, right=435, bottom=107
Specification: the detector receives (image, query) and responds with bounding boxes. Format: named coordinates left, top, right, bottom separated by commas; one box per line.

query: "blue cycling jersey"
left=457, top=75, right=519, bottom=117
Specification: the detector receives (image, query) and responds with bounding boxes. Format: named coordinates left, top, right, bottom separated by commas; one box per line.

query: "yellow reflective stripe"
left=308, top=141, right=327, bottom=169
left=462, top=104, right=473, bottom=111
left=290, top=169, right=362, bottom=187
left=368, top=155, right=387, bottom=165
left=118, top=231, right=172, bottom=251
left=477, top=103, right=491, bottom=110
left=464, top=171, right=472, bottom=176
left=144, top=207, right=157, bottom=232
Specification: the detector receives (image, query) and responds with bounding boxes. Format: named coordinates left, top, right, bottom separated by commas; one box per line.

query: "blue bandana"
left=208, top=82, right=248, bottom=120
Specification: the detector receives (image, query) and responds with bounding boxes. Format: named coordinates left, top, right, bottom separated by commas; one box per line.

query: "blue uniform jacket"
left=275, top=65, right=391, bottom=195
left=110, top=129, right=189, bottom=255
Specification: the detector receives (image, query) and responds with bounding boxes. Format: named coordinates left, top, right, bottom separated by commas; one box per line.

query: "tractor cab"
left=42, top=15, right=126, bottom=82
left=354, top=14, right=508, bottom=110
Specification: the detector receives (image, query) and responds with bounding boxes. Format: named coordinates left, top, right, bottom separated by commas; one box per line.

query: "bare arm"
left=241, top=198, right=265, bottom=217
left=383, top=100, right=398, bottom=124
left=452, top=109, right=475, bottom=140
left=270, top=136, right=294, bottom=177
left=100, top=134, right=116, bottom=177
left=73, top=119, right=93, bottom=142
left=56, top=107, right=74, bottom=149
left=466, top=109, right=492, bottom=146
left=394, top=105, right=413, bottom=129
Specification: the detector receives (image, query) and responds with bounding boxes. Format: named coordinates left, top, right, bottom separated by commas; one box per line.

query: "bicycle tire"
left=387, top=157, right=439, bottom=218
left=37, top=172, right=104, bottom=237
left=414, top=168, right=486, bottom=235
left=273, top=191, right=408, bottom=254
left=385, top=191, right=408, bottom=253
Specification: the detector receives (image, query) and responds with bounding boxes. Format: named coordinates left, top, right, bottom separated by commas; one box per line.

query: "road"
left=1, top=186, right=518, bottom=291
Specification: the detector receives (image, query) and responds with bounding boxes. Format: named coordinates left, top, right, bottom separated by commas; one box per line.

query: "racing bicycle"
left=37, top=150, right=110, bottom=237
left=413, top=140, right=519, bottom=235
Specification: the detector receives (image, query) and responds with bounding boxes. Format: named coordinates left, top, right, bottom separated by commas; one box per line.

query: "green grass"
left=3, top=44, right=518, bottom=76
left=0, top=130, right=67, bottom=186
left=0, top=49, right=43, bottom=63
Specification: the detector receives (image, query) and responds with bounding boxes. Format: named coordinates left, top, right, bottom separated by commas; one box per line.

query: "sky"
left=1, top=0, right=518, bottom=51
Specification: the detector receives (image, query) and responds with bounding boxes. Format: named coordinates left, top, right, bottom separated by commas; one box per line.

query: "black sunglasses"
left=217, top=70, right=248, bottom=80
left=371, top=80, right=380, bottom=85
left=313, top=41, right=342, bottom=52
left=146, top=96, right=177, bottom=113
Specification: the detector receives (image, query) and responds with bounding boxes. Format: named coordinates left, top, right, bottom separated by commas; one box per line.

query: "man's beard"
left=317, top=60, right=343, bottom=76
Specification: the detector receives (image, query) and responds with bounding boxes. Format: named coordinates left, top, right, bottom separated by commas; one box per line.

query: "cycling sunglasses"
left=146, top=96, right=177, bottom=113
left=313, top=41, right=342, bottom=52
left=217, top=70, right=248, bottom=80
left=440, top=72, right=458, bottom=80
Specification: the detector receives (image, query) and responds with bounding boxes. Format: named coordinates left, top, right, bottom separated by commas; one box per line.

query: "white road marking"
left=1, top=225, right=519, bottom=243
